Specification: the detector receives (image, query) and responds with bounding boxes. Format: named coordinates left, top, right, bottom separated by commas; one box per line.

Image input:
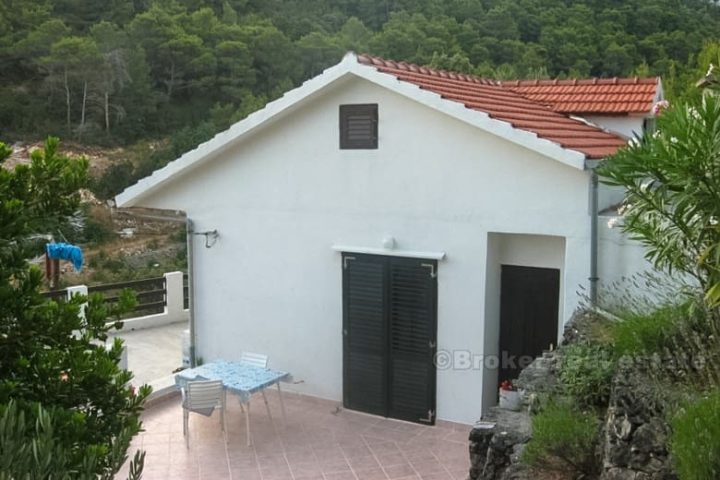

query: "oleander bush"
left=0, top=400, right=145, bottom=480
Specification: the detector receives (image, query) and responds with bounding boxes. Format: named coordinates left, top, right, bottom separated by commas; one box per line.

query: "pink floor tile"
left=119, top=391, right=469, bottom=479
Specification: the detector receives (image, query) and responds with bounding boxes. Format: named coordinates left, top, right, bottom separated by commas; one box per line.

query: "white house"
left=116, top=53, right=662, bottom=425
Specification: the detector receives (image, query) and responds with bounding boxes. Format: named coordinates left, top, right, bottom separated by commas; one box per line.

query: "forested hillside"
left=2, top=0, right=720, bottom=153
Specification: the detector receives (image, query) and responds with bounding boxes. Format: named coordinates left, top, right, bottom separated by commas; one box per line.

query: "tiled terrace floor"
left=121, top=390, right=470, bottom=480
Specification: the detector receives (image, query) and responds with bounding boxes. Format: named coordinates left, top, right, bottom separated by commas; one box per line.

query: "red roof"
left=357, top=54, right=628, bottom=159
left=500, top=78, right=660, bottom=114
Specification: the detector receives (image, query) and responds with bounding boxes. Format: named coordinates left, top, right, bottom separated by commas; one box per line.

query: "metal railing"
left=89, top=277, right=167, bottom=316
left=42, top=276, right=167, bottom=316
left=41, top=289, right=68, bottom=303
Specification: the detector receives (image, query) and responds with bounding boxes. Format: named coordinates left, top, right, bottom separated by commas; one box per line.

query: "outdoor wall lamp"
left=382, top=236, right=396, bottom=249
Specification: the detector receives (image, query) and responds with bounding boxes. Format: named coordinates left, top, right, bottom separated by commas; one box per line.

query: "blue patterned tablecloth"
left=175, top=361, right=289, bottom=403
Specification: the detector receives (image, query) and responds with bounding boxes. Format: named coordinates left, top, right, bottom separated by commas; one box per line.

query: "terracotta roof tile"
left=357, top=54, right=628, bottom=159
left=500, top=77, right=659, bottom=114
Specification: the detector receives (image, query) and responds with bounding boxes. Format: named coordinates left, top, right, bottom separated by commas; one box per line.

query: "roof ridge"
left=357, top=52, right=560, bottom=113
left=499, top=76, right=659, bottom=86
left=357, top=53, right=498, bottom=86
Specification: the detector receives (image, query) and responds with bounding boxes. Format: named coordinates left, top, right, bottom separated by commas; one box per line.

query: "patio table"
left=175, top=360, right=290, bottom=445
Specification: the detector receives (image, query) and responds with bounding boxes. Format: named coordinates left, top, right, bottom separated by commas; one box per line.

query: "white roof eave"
left=116, top=53, right=360, bottom=207
left=116, top=53, right=588, bottom=207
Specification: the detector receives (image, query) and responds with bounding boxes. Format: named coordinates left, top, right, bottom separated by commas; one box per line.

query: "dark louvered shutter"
left=339, top=104, right=378, bottom=149
left=387, top=258, right=437, bottom=424
left=343, top=253, right=387, bottom=415
left=342, top=254, right=437, bottom=424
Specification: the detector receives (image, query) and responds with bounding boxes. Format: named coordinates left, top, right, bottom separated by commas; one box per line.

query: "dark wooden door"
left=342, top=254, right=387, bottom=416
left=498, top=265, right=560, bottom=385
left=342, top=253, right=437, bottom=424
left=387, top=257, right=437, bottom=424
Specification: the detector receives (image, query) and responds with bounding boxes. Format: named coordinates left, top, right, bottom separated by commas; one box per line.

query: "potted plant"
left=499, top=380, right=522, bottom=411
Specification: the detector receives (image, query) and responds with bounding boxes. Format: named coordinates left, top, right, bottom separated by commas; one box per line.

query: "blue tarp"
left=46, top=243, right=84, bottom=272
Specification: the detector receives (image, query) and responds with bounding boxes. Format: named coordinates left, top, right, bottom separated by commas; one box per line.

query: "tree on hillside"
left=0, top=138, right=149, bottom=478
left=91, top=22, right=132, bottom=134
left=129, top=5, right=217, bottom=99
left=4, top=0, right=720, bottom=144
left=41, top=36, right=103, bottom=137
left=599, top=95, right=720, bottom=307
left=0, top=0, right=52, bottom=60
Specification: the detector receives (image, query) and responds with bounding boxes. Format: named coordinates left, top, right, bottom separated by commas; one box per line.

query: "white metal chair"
left=240, top=352, right=268, bottom=368
left=239, top=352, right=270, bottom=417
left=181, top=379, right=226, bottom=448
left=238, top=352, right=286, bottom=422
left=235, top=352, right=289, bottom=445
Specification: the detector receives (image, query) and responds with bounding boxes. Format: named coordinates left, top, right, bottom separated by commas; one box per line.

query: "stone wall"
left=468, top=351, right=559, bottom=480
left=466, top=310, right=678, bottom=480
left=600, top=362, right=676, bottom=480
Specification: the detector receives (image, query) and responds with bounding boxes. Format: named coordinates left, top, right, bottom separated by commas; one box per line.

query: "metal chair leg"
left=277, top=382, right=288, bottom=425
left=261, top=390, right=274, bottom=424
left=245, top=400, right=252, bottom=446
left=221, top=390, right=227, bottom=432
left=183, top=409, right=189, bottom=448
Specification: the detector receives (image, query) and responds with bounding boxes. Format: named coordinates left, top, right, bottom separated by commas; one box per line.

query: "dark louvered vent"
left=342, top=253, right=437, bottom=425
left=339, top=104, right=378, bottom=149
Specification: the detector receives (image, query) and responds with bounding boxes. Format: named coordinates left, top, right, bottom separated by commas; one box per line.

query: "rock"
left=618, top=416, right=633, bottom=440
left=599, top=363, right=677, bottom=480
left=468, top=407, right=532, bottom=480
left=632, top=419, right=668, bottom=456
left=562, top=309, right=607, bottom=345
left=603, top=468, right=652, bottom=480
left=514, top=352, right=558, bottom=397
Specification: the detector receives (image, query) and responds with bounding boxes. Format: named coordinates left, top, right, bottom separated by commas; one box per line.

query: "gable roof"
left=357, top=54, right=627, bottom=159
left=117, top=52, right=629, bottom=208
left=500, top=77, right=661, bottom=115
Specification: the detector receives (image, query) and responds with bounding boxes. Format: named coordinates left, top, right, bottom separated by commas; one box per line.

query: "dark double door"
left=498, top=265, right=560, bottom=385
left=342, top=253, right=438, bottom=425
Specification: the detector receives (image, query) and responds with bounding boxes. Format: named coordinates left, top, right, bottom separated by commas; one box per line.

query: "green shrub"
left=169, top=120, right=217, bottom=159
left=608, top=304, right=681, bottom=357
left=0, top=400, right=144, bottom=480
left=559, top=344, right=615, bottom=408
left=522, top=399, right=600, bottom=475
left=171, top=226, right=187, bottom=243
left=670, top=390, right=720, bottom=480
left=101, top=257, right=126, bottom=273
left=92, top=161, right=136, bottom=200
left=84, top=214, right=115, bottom=245
left=90, top=270, right=110, bottom=283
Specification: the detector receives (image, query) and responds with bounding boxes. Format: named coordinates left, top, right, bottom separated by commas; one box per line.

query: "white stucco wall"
left=583, top=114, right=645, bottom=139
left=598, top=216, right=656, bottom=290
left=129, top=76, right=640, bottom=424
left=598, top=184, right=626, bottom=211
